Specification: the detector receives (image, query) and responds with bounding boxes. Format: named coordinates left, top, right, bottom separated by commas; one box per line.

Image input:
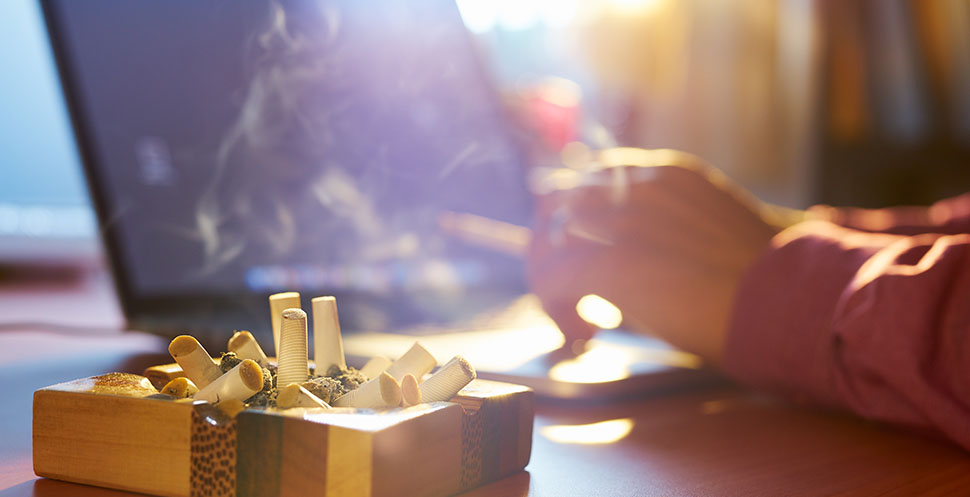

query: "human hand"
left=528, top=150, right=786, bottom=364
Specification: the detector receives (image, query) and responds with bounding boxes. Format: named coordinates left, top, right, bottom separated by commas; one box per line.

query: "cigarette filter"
left=419, top=356, right=476, bottom=403
left=168, top=335, right=223, bottom=388
left=195, top=359, right=264, bottom=404
left=269, top=292, right=301, bottom=356
left=160, top=377, right=199, bottom=399
left=227, top=330, right=270, bottom=368
left=277, top=383, right=332, bottom=409
left=215, top=399, right=246, bottom=418
left=401, top=374, right=422, bottom=406
left=359, top=356, right=392, bottom=380
left=384, top=342, right=437, bottom=381
left=312, top=296, right=346, bottom=372
left=332, top=372, right=402, bottom=408
left=276, top=308, right=309, bottom=388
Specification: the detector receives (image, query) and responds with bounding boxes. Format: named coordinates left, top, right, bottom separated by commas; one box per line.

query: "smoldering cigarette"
left=312, top=296, right=346, bottom=372
left=195, top=359, right=264, bottom=403
left=359, top=356, right=392, bottom=380
left=332, top=372, right=402, bottom=408
left=384, top=342, right=437, bottom=381
left=401, top=374, right=422, bottom=407
left=276, top=308, right=309, bottom=388
left=227, top=330, right=270, bottom=368
left=269, top=292, right=301, bottom=357
left=168, top=335, right=223, bottom=388
left=277, top=383, right=332, bottom=409
left=419, top=356, right=476, bottom=403
left=160, top=377, right=199, bottom=399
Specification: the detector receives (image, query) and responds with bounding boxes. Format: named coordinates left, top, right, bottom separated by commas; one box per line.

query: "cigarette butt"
left=168, top=335, right=223, bottom=388
left=312, top=296, right=346, bottom=372
left=401, top=374, right=422, bottom=406
left=359, top=356, right=392, bottom=380
left=270, top=292, right=301, bottom=356
left=277, top=308, right=309, bottom=388
left=228, top=330, right=270, bottom=368
left=277, top=383, right=332, bottom=409
left=384, top=342, right=437, bottom=381
left=379, top=372, right=402, bottom=407
left=195, top=359, right=264, bottom=403
left=215, top=399, right=246, bottom=418
left=419, top=356, right=476, bottom=403
left=160, top=377, right=199, bottom=399
left=332, top=372, right=402, bottom=408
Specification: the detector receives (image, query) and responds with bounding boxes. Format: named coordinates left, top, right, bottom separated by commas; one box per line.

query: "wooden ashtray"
left=33, top=366, right=533, bottom=497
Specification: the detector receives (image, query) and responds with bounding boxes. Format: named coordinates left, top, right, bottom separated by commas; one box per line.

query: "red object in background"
left=520, top=78, right=583, bottom=153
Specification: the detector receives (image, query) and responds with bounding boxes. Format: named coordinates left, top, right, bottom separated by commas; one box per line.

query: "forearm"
left=723, top=220, right=970, bottom=449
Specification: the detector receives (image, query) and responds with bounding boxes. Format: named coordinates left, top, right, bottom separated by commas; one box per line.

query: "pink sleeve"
left=809, top=192, right=970, bottom=236
left=723, top=220, right=970, bottom=450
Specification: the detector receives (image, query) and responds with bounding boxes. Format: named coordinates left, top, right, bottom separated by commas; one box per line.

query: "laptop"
left=42, top=0, right=717, bottom=399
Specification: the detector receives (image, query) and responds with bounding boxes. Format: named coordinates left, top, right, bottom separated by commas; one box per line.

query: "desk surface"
left=1, top=272, right=968, bottom=497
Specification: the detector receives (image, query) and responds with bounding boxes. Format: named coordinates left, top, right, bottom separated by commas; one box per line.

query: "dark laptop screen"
left=44, top=1, right=531, bottom=311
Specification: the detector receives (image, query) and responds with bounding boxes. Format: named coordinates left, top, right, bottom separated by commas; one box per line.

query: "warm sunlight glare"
left=548, top=345, right=631, bottom=383
left=456, top=0, right=580, bottom=33
left=576, top=294, right=623, bottom=329
left=540, top=418, right=634, bottom=445
left=605, top=0, right=666, bottom=16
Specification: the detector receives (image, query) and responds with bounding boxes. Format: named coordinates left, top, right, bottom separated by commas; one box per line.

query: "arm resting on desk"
left=724, top=218, right=970, bottom=451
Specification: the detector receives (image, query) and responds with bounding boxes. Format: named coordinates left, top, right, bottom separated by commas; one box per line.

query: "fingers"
left=543, top=297, right=598, bottom=347
left=552, top=166, right=773, bottom=266
left=527, top=225, right=603, bottom=346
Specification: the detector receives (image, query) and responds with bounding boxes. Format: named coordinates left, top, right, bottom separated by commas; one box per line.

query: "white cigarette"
left=359, top=356, right=392, bottom=380
left=227, top=330, right=270, bottom=368
left=269, top=292, right=301, bottom=356
left=384, top=342, right=437, bottom=381
left=276, top=308, right=309, bottom=388
left=195, top=359, right=264, bottom=403
left=332, top=372, right=402, bottom=408
left=312, top=296, right=346, bottom=373
left=401, top=374, right=422, bottom=406
left=168, top=335, right=223, bottom=388
left=277, top=383, right=332, bottom=409
left=419, top=356, right=476, bottom=403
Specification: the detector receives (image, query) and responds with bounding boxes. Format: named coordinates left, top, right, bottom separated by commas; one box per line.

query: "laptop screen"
left=44, top=0, right=532, bottom=326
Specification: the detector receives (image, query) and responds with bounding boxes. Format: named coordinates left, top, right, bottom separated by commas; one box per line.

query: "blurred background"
left=457, top=0, right=970, bottom=209
left=2, top=0, right=970, bottom=265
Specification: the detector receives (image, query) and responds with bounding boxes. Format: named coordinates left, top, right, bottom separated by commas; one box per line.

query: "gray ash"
left=326, top=365, right=367, bottom=392
left=218, top=352, right=243, bottom=373
left=300, top=376, right=342, bottom=404
left=246, top=385, right=278, bottom=407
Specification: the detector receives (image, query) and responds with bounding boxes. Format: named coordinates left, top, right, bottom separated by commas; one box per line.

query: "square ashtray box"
left=33, top=364, right=534, bottom=497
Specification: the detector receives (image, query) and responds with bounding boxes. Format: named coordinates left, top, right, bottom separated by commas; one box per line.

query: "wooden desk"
left=2, top=274, right=968, bottom=496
